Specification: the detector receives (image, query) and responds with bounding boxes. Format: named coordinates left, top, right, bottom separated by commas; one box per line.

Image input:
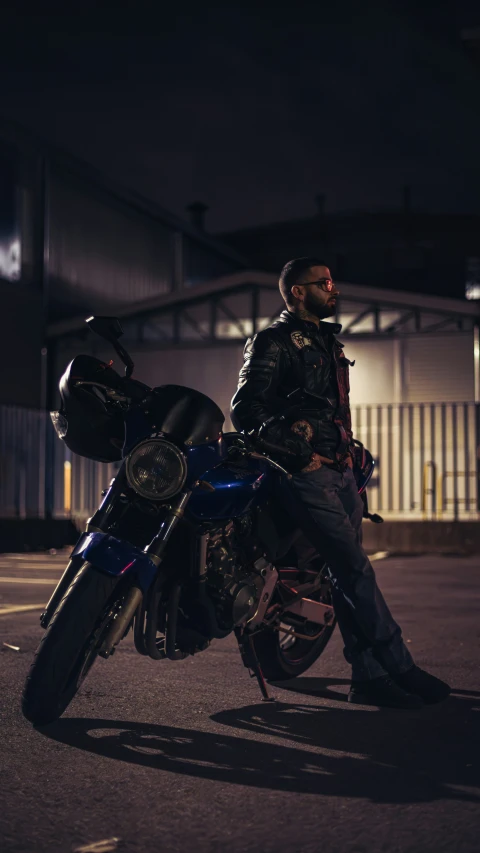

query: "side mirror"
left=85, top=315, right=134, bottom=379
left=86, top=316, right=124, bottom=341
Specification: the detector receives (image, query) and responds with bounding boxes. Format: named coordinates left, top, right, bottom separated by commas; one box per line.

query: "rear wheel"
left=22, top=563, right=123, bottom=726
left=251, top=577, right=336, bottom=681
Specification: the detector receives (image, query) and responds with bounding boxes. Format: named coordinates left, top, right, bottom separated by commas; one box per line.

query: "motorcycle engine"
left=205, top=516, right=266, bottom=629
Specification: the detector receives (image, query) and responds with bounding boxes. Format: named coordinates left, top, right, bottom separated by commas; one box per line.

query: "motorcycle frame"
left=39, top=318, right=374, bottom=703
left=40, top=445, right=334, bottom=669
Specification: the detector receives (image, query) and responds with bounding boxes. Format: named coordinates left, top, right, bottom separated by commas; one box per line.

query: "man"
left=231, top=257, right=450, bottom=708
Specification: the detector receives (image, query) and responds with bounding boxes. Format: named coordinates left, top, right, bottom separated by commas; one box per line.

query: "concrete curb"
left=362, top=520, right=480, bottom=556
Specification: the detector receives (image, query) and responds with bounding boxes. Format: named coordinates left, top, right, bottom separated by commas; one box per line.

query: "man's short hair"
left=279, top=257, right=327, bottom=305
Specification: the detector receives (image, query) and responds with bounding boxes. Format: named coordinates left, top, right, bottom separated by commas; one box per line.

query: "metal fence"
left=1, top=403, right=479, bottom=523
left=0, top=406, right=47, bottom=518
left=352, top=403, right=479, bottom=520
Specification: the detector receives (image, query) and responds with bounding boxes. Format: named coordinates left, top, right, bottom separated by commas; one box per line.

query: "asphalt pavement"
left=0, top=551, right=479, bottom=853
left=0, top=550, right=68, bottom=612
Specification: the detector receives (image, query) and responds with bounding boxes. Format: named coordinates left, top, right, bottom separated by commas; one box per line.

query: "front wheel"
left=22, top=563, right=122, bottom=726
left=251, top=584, right=336, bottom=682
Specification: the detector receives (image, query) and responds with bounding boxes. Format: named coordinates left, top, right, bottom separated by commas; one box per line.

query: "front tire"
left=22, top=563, right=122, bottom=726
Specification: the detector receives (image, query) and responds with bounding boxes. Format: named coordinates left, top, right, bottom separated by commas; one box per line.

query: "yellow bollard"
left=436, top=472, right=443, bottom=519
left=64, top=460, right=72, bottom=515
left=422, top=461, right=437, bottom=519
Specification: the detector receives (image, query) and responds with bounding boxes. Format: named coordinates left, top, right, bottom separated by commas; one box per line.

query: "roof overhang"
left=47, top=269, right=480, bottom=340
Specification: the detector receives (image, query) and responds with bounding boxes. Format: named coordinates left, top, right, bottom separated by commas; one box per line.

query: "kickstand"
left=235, top=628, right=276, bottom=702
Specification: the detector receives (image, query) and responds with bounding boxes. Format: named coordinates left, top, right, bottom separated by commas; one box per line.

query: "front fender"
left=72, top=532, right=158, bottom=593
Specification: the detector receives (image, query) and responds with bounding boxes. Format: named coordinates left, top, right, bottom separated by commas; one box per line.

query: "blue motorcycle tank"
left=187, top=451, right=269, bottom=521
left=122, top=415, right=271, bottom=521
left=184, top=439, right=227, bottom=485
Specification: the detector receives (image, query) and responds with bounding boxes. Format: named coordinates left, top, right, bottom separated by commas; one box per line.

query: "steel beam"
left=173, top=310, right=180, bottom=345
left=266, top=305, right=285, bottom=327
left=342, top=306, right=373, bottom=333
left=48, top=271, right=480, bottom=341
left=66, top=325, right=474, bottom=352
left=386, top=310, right=414, bottom=333
left=142, top=319, right=170, bottom=340
left=217, top=298, right=248, bottom=338
left=181, top=308, right=209, bottom=340
left=334, top=296, right=340, bottom=325
left=209, top=299, right=218, bottom=342
left=420, top=316, right=458, bottom=333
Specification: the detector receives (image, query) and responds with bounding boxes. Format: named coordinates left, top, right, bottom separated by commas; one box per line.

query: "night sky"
left=1, top=0, right=480, bottom=232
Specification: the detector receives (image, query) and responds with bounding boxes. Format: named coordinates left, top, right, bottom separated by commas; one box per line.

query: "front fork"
left=40, top=465, right=129, bottom=629
left=40, top=460, right=191, bottom=637
left=97, top=490, right=192, bottom=658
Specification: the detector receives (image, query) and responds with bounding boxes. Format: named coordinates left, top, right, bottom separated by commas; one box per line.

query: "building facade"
left=0, top=119, right=247, bottom=409
left=2, top=124, right=480, bottom=526
left=47, top=270, right=480, bottom=523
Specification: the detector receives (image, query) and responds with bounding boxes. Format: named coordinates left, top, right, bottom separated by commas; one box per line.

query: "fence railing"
left=351, top=403, right=479, bottom=520
left=1, top=402, right=479, bottom=523
left=0, top=406, right=47, bottom=519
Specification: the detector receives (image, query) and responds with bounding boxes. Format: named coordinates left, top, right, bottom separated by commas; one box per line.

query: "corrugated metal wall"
left=404, top=333, right=474, bottom=402
left=352, top=402, right=478, bottom=520
left=63, top=401, right=480, bottom=525
left=1, top=402, right=478, bottom=525
left=337, top=338, right=400, bottom=405
left=0, top=406, right=47, bottom=518
left=47, top=167, right=173, bottom=320
left=121, top=332, right=474, bottom=412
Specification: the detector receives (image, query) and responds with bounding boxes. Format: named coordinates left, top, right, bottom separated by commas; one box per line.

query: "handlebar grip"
left=255, top=438, right=296, bottom=457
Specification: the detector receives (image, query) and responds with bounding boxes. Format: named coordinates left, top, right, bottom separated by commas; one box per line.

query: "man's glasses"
left=297, top=278, right=335, bottom=293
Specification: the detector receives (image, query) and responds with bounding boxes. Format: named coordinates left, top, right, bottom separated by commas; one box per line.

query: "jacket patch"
left=291, top=419, right=314, bottom=442
left=291, top=331, right=312, bottom=350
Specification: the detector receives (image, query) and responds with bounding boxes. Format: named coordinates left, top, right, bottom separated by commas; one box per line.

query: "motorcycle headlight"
left=125, top=439, right=187, bottom=500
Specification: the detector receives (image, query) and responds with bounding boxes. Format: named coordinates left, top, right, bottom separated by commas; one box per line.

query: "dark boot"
left=392, top=665, right=451, bottom=705
left=348, top=675, right=424, bottom=709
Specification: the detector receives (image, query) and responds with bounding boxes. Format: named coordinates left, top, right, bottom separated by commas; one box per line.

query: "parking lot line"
left=0, top=604, right=44, bottom=616
left=0, top=577, right=57, bottom=585
left=0, top=564, right=64, bottom=571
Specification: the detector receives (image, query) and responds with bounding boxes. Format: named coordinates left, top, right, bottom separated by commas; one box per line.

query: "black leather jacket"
left=230, top=310, right=355, bottom=471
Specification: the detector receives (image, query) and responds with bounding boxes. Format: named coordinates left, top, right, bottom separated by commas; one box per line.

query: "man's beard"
left=304, top=293, right=336, bottom=320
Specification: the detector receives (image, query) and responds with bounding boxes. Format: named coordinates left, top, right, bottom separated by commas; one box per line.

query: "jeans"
left=278, top=465, right=414, bottom=682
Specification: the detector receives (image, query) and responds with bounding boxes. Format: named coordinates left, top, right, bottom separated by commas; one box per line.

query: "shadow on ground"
left=38, top=680, right=479, bottom=804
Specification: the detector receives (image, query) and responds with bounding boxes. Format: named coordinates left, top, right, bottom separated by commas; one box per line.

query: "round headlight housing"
left=125, top=439, right=187, bottom=500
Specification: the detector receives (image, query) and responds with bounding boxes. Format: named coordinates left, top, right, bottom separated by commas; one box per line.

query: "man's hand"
left=262, top=426, right=313, bottom=473
left=301, top=452, right=335, bottom=473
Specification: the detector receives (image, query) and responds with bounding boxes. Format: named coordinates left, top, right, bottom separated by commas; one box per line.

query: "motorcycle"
left=22, top=315, right=381, bottom=726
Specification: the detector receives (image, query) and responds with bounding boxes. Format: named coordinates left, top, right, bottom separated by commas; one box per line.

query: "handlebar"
left=121, top=377, right=152, bottom=403
left=74, top=375, right=151, bottom=405
left=253, top=437, right=296, bottom=457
